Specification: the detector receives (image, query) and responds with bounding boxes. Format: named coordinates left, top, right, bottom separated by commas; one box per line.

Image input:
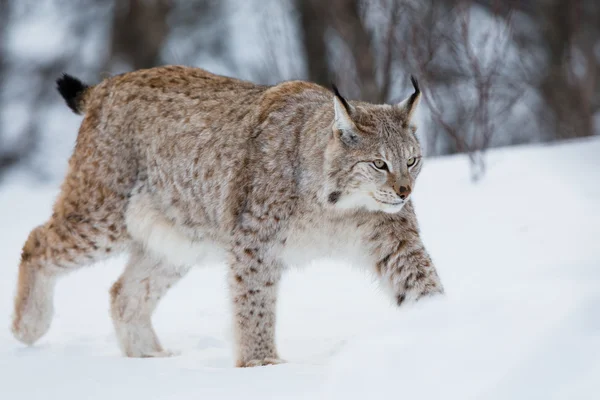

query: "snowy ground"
left=1, top=138, right=599, bottom=399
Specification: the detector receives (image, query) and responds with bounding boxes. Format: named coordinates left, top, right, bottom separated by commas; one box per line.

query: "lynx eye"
left=373, top=159, right=388, bottom=170
left=407, top=157, right=417, bottom=167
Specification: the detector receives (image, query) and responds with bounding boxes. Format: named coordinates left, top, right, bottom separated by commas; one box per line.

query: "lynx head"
left=324, top=77, right=423, bottom=214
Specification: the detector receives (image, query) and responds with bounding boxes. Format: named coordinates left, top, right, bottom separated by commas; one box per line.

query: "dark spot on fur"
left=397, top=294, right=406, bottom=306
left=110, top=281, right=122, bottom=299
left=396, top=240, right=406, bottom=254
left=235, top=275, right=243, bottom=283
left=328, top=191, right=341, bottom=204
left=21, top=250, right=32, bottom=263
left=265, top=281, right=274, bottom=287
left=379, top=253, right=391, bottom=267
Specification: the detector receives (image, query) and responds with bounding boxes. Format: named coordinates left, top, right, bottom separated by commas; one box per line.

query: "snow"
left=1, top=138, right=599, bottom=399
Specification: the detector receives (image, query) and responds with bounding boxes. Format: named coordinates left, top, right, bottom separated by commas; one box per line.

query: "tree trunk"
left=296, top=0, right=331, bottom=87
left=108, top=0, right=172, bottom=71
left=329, top=0, right=380, bottom=102
left=539, top=0, right=593, bottom=139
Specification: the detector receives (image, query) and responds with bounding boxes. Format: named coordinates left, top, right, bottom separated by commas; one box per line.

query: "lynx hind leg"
left=110, top=244, right=190, bottom=358
left=12, top=195, right=129, bottom=345
left=11, top=108, right=138, bottom=345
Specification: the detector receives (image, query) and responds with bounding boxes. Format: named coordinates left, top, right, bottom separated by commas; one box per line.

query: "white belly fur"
left=281, top=219, right=372, bottom=270
left=126, top=194, right=372, bottom=270
left=125, top=193, right=226, bottom=267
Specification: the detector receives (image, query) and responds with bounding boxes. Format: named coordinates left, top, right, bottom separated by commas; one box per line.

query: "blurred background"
left=0, top=0, right=598, bottom=183
left=1, top=3, right=600, bottom=397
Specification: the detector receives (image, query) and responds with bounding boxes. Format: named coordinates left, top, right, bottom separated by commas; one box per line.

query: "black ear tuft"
left=410, top=75, right=420, bottom=95
left=331, top=83, right=351, bottom=114
left=56, top=73, right=89, bottom=115
left=405, top=75, right=421, bottom=115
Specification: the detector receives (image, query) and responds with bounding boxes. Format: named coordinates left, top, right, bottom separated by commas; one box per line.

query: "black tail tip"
left=56, top=73, right=88, bottom=114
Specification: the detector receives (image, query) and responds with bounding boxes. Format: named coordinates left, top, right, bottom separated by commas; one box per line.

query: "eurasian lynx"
left=12, top=66, right=443, bottom=367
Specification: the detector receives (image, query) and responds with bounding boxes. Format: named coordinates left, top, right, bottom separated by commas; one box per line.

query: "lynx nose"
left=394, top=184, right=411, bottom=200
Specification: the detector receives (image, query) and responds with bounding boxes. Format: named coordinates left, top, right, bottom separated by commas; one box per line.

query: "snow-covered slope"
left=1, top=139, right=599, bottom=399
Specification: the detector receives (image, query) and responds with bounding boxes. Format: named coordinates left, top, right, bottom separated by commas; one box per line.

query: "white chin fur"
left=380, top=202, right=405, bottom=214
left=334, top=192, right=405, bottom=213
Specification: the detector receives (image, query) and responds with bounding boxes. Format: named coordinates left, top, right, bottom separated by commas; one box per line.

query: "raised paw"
left=237, top=357, right=286, bottom=368
left=12, top=264, right=55, bottom=346
left=12, top=310, right=53, bottom=346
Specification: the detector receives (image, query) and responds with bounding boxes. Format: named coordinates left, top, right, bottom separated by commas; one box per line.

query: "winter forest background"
left=0, top=0, right=599, bottom=183
left=1, top=2, right=599, bottom=398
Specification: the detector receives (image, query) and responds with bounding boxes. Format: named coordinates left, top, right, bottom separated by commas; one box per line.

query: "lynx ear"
left=397, top=76, right=421, bottom=120
left=332, top=84, right=359, bottom=145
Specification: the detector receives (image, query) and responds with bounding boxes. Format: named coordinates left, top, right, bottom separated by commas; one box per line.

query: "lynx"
left=11, top=66, right=443, bottom=367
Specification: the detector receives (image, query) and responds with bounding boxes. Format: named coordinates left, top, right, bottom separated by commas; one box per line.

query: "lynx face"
left=324, top=83, right=423, bottom=214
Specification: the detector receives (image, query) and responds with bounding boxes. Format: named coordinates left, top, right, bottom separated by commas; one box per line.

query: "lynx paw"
left=12, top=311, right=53, bottom=346
left=129, top=349, right=180, bottom=358
left=237, top=357, right=286, bottom=368
left=141, top=349, right=179, bottom=358
left=396, top=270, right=444, bottom=306
left=12, top=267, right=54, bottom=345
left=12, top=299, right=54, bottom=346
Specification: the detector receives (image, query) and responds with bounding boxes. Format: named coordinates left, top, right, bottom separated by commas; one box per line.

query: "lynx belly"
left=125, top=193, right=226, bottom=267
left=281, top=217, right=373, bottom=269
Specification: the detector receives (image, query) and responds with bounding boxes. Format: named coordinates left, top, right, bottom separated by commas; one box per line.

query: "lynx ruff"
left=11, top=66, right=443, bottom=367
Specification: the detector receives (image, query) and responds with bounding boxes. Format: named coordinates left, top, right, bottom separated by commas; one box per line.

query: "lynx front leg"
left=374, top=235, right=444, bottom=306
left=228, top=247, right=284, bottom=368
